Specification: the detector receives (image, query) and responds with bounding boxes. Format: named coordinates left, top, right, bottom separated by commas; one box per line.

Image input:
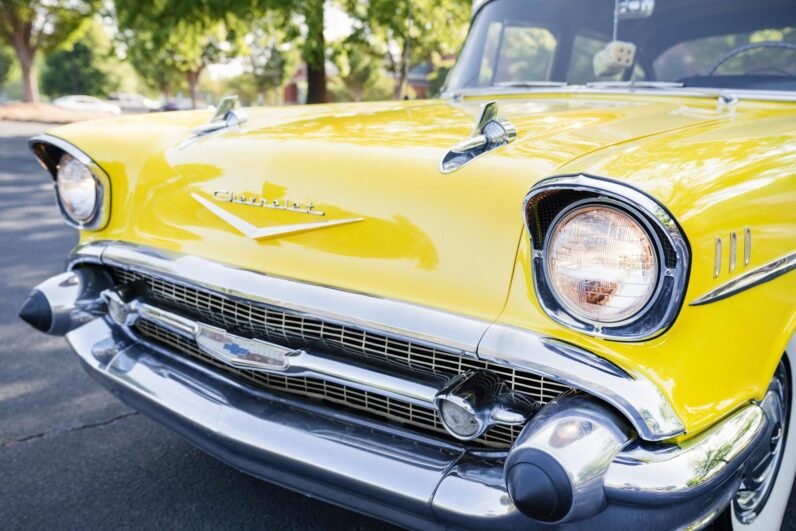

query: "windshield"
left=446, top=0, right=796, bottom=92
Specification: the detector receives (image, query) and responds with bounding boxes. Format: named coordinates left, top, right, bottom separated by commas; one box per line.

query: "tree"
left=41, top=22, right=119, bottom=97
left=0, top=0, right=99, bottom=102
left=120, top=0, right=328, bottom=103
left=0, top=45, right=12, bottom=94
left=42, top=42, right=109, bottom=97
left=115, top=0, right=235, bottom=108
left=427, top=51, right=456, bottom=97
left=119, top=29, right=182, bottom=98
left=245, top=17, right=299, bottom=104
left=346, top=0, right=470, bottom=99
left=299, top=0, right=327, bottom=103
left=331, top=32, right=382, bottom=102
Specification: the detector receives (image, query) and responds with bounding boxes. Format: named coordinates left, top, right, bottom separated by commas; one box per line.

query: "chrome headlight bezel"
left=30, top=134, right=111, bottom=230
left=524, top=174, right=690, bottom=341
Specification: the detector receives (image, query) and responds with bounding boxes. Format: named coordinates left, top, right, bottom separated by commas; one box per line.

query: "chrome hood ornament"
left=440, top=101, right=517, bottom=174
left=193, top=193, right=363, bottom=240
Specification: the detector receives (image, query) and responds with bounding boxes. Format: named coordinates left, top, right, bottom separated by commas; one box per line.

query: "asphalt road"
left=0, top=121, right=793, bottom=530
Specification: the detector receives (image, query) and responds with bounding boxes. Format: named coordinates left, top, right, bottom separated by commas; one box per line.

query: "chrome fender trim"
left=690, top=251, right=796, bottom=306
left=479, top=324, right=685, bottom=441
left=605, top=404, right=768, bottom=502
left=69, top=240, right=685, bottom=441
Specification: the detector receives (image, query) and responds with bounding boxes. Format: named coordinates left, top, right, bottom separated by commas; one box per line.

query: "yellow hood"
left=48, top=94, right=796, bottom=324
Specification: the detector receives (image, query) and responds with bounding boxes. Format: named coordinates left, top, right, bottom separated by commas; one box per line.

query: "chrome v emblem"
left=192, top=193, right=363, bottom=240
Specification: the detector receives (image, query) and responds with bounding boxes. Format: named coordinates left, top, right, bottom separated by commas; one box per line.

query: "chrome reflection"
left=605, top=404, right=767, bottom=500
left=733, top=361, right=790, bottom=523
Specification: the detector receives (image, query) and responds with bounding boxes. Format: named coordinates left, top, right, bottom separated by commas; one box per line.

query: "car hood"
left=48, top=94, right=796, bottom=322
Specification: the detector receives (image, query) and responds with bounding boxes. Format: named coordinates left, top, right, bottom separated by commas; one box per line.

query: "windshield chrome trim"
left=68, top=240, right=685, bottom=441
left=443, top=85, right=796, bottom=103
left=690, top=251, right=796, bottom=306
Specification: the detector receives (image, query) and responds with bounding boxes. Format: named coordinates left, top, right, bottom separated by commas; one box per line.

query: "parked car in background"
left=107, top=93, right=160, bottom=113
left=160, top=97, right=214, bottom=112
left=19, top=0, right=796, bottom=529
left=51, top=95, right=122, bottom=115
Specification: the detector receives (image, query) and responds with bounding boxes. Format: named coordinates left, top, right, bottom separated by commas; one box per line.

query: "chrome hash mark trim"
left=192, top=193, right=363, bottom=240
left=70, top=241, right=685, bottom=441
left=691, top=251, right=796, bottom=306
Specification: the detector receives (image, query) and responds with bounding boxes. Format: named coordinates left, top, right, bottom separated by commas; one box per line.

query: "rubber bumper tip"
left=18, top=289, right=52, bottom=333
left=506, top=461, right=572, bottom=522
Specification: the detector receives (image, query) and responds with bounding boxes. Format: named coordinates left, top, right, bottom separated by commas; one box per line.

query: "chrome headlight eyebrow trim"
left=29, top=133, right=111, bottom=230
left=523, top=174, right=691, bottom=341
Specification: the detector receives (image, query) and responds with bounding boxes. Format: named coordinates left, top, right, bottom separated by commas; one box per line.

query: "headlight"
left=545, top=204, right=658, bottom=323
left=56, top=154, right=98, bottom=223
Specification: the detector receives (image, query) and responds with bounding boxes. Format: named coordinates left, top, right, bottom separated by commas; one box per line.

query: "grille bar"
left=110, top=266, right=571, bottom=448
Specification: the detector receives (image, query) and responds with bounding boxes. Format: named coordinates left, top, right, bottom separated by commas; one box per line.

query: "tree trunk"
left=306, top=62, right=327, bottom=104
left=393, top=40, right=409, bottom=100
left=353, top=86, right=363, bottom=102
left=186, top=71, right=200, bottom=109
left=304, top=0, right=327, bottom=104
left=13, top=43, right=38, bottom=103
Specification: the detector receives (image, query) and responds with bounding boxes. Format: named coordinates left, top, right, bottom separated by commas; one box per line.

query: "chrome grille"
left=111, top=266, right=571, bottom=448
left=134, top=319, right=518, bottom=447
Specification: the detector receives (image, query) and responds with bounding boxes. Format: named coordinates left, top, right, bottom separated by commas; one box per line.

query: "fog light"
left=434, top=369, right=537, bottom=441
left=439, top=399, right=480, bottom=438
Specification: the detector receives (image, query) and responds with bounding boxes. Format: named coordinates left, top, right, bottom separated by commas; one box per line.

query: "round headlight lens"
left=56, top=154, right=97, bottom=223
left=545, top=205, right=658, bottom=323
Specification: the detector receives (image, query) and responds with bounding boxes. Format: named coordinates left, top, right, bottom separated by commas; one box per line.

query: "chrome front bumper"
left=66, top=314, right=768, bottom=530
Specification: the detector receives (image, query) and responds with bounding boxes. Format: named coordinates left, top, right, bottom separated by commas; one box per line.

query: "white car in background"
left=51, top=95, right=122, bottom=115
left=107, top=93, right=160, bottom=113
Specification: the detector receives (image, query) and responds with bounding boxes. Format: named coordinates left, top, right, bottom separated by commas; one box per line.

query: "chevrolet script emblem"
left=192, top=193, right=363, bottom=240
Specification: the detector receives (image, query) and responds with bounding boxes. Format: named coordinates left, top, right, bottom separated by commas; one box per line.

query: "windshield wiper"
left=585, top=81, right=685, bottom=89
left=494, top=81, right=569, bottom=88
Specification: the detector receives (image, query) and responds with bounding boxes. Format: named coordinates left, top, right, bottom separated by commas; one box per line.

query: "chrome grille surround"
left=69, top=241, right=685, bottom=442
left=110, top=266, right=571, bottom=448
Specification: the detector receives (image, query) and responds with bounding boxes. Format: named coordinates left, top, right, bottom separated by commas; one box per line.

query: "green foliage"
left=346, top=0, right=470, bottom=97
left=115, top=1, right=239, bottom=105
left=331, top=31, right=383, bottom=101
left=41, top=42, right=111, bottom=97
left=245, top=15, right=300, bottom=101
left=0, top=44, right=12, bottom=90
left=41, top=22, right=120, bottom=97
left=0, top=0, right=99, bottom=53
left=0, top=0, right=101, bottom=101
left=427, top=52, right=456, bottom=97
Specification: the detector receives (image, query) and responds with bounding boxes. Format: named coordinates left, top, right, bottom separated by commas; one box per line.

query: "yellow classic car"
left=18, top=0, right=796, bottom=529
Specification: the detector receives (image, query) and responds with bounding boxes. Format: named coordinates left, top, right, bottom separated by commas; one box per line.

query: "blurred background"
left=0, top=0, right=470, bottom=122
